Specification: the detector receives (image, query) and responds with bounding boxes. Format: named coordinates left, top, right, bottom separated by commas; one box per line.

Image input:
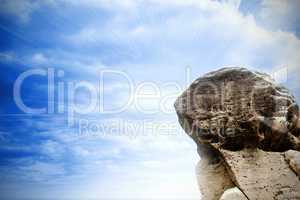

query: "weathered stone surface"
left=285, top=150, right=300, bottom=176
left=196, top=156, right=234, bottom=200
left=219, top=187, right=248, bottom=200
left=174, top=67, right=300, bottom=200
left=220, top=148, right=300, bottom=200
left=175, top=67, right=300, bottom=152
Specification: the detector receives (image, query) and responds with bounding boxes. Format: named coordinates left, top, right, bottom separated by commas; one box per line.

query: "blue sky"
left=0, top=0, right=300, bottom=199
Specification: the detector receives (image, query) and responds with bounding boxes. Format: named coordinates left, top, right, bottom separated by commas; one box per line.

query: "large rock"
left=175, top=67, right=300, bottom=152
left=175, top=67, right=300, bottom=200
left=195, top=150, right=234, bottom=200
left=219, top=148, right=300, bottom=199
left=285, top=150, right=300, bottom=176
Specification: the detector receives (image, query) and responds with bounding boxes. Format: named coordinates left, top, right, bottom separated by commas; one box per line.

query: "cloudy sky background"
left=0, top=0, right=300, bottom=199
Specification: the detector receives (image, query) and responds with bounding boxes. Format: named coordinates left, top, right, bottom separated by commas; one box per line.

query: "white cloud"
left=0, top=0, right=36, bottom=23
left=32, top=53, right=49, bottom=64
left=0, top=52, right=15, bottom=62
left=0, top=0, right=56, bottom=23
left=61, top=0, right=137, bottom=10
left=64, top=0, right=300, bottom=78
left=259, top=0, right=300, bottom=33
left=40, top=140, right=65, bottom=160
left=17, top=161, right=66, bottom=182
left=64, top=0, right=299, bottom=65
left=5, top=0, right=300, bottom=78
